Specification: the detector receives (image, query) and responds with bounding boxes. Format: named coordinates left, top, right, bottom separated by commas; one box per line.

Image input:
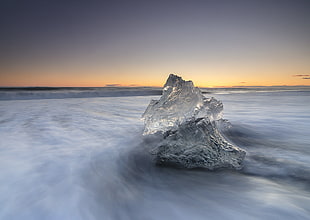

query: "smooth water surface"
left=0, top=89, right=309, bottom=219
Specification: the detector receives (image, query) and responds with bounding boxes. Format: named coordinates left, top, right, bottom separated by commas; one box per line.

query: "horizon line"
left=1, top=85, right=310, bottom=89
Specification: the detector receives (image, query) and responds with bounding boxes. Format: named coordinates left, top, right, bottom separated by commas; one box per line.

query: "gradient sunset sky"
left=0, top=0, right=309, bottom=87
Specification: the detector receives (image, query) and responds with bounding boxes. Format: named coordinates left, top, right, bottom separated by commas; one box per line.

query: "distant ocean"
left=1, top=86, right=309, bottom=100
left=0, top=86, right=309, bottom=219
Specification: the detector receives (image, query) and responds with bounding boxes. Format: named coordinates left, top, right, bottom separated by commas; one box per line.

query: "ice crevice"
left=142, top=74, right=246, bottom=170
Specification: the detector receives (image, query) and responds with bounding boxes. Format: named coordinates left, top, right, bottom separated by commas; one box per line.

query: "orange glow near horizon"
left=1, top=0, right=309, bottom=88
left=1, top=68, right=310, bottom=88
left=1, top=61, right=310, bottom=87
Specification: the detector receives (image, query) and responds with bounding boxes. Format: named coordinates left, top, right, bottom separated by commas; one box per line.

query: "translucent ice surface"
left=155, top=118, right=246, bottom=169
left=142, top=74, right=223, bottom=135
left=143, top=74, right=246, bottom=169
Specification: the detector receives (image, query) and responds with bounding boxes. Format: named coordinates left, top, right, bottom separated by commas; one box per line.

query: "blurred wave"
left=0, top=90, right=309, bottom=219
left=0, top=87, right=162, bottom=100
left=1, top=86, right=309, bottom=100
left=200, top=86, right=310, bottom=95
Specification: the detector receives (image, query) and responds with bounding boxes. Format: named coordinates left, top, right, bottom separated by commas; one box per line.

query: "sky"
left=0, top=0, right=309, bottom=87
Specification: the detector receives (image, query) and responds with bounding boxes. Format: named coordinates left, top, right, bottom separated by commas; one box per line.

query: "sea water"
left=0, top=87, right=309, bottom=219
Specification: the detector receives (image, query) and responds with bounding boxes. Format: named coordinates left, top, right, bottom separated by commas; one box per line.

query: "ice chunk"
left=154, top=118, right=246, bottom=169
left=142, top=74, right=223, bottom=135
left=142, top=74, right=246, bottom=170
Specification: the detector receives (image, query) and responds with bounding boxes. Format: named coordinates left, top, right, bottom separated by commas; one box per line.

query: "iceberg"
left=142, top=74, right=246, bottom=170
